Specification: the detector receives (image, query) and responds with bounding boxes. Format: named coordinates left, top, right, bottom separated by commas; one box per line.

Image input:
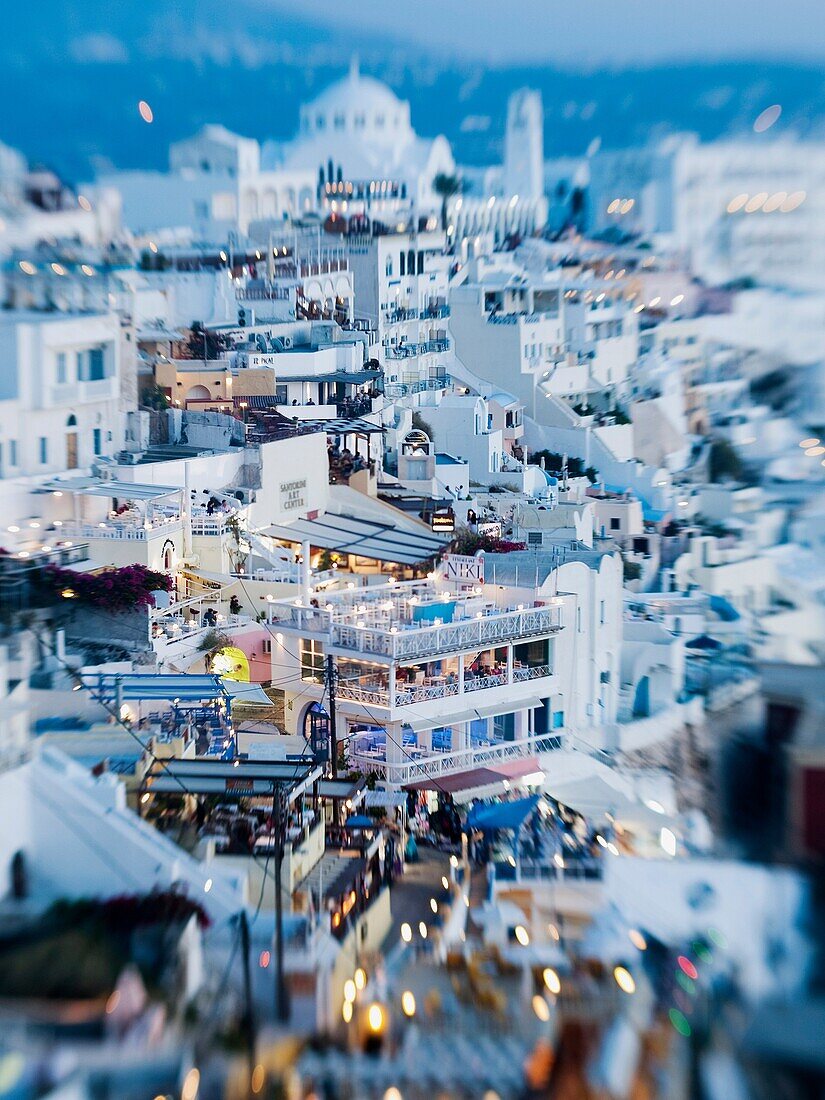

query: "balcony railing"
left=422, top=304, right=450, bottom=319
left=384, top=307, right=418, bottom=323
left=335, top=663, right=553, bottom=710
left=62, top=516, right=182, bottom=541
left=384, top=344, right=420, bottom=360
left=513, top=663, right=552, bottom=682
left=349, top=731, right=562, bottom=787
left=331, top=606, right=561, bottom=661
left=384, top=376, right=450, bottom=398
left=394, top=680, right=460, bottom=706
left=464, top=672, right=507, bottom=692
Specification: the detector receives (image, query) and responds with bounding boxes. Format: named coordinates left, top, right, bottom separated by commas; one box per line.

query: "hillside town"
left=0, top=48, right=823, bottom=1100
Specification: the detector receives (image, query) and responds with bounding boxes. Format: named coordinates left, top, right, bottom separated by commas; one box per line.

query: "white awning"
left=406, top=696, right=544, bottom=733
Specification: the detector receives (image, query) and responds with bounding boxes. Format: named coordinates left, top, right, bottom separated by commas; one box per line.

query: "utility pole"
left=272, top=784, right=289, bottom=1023
left=238, top=909, right=256, bottom=1078
left=326, top=653, right=338, bottom=779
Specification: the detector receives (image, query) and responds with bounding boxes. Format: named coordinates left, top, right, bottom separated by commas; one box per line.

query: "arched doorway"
left=65, top=414, right=78, bottom=469
left=185, top=384, right=211, bottom=402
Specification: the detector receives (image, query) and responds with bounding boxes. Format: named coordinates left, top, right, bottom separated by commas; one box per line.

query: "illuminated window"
left=300, top=638, right=325, bottom=682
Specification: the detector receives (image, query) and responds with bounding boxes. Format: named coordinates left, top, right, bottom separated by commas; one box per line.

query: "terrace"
left=269, top=579, right=563, bottom=664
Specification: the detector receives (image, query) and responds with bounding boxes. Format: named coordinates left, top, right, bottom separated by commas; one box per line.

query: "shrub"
left=451, top=527, right=526, bottom=555
left=46, top=563, right=173, bottom=612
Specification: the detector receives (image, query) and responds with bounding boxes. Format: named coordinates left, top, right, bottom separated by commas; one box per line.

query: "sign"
left=477, top=521, right=502, bottom=538
left=279, top=478, right=307, bottom=513
left=431, top=510, right=455, bottom=533
left=226, top=777, right=254, bottom=793
left=442, top=552, right=485, bottom=586
left=247, top=353, right=278, bottom=368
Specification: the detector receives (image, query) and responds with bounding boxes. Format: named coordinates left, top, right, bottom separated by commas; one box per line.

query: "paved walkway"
left=382, top=845, right=452, bottom=953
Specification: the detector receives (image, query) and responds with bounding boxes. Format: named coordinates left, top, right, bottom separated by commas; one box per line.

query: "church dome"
left=300, top=59, right=411, bottom=142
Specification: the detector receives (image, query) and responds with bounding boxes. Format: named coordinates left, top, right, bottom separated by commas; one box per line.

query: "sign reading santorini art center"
left=442, top=552, right=485, bottom=586
left=279, top=478, right=307, bottom=513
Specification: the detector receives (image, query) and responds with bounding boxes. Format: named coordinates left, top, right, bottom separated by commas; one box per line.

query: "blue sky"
left=257, top=0, right=824, bottom=65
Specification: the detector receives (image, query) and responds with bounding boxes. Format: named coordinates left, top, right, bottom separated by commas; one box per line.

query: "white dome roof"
left=308, top=67, right=404, bottom=118
left=300, top=59, right=411, bottom=142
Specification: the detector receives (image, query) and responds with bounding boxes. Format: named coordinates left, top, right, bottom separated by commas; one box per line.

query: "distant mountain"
left=6, top=4, right=825, bottom=182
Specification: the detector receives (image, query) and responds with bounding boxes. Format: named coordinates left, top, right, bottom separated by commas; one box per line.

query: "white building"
left=0, top=311, right=124, bottom=529
left=345, top=228, right=452, bottom=388
left=266, top=60, right=455, bottom=223
left=504, top=89, right=545, bottom=204
left=92, top=124, right=315, bottom=239
left=589, top=133, right=825, bottom=292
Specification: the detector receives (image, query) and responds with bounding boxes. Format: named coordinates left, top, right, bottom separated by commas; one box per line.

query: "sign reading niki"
left=279, top=478, right=307, bottom=513
left=442, top=551, right=485, bottom=587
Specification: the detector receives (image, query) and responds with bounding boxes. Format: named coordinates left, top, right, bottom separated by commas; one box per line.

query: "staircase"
left=300, top=849, right=363, bottom=906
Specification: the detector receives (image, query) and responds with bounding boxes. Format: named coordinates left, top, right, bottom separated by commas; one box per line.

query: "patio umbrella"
left=346, top=814, right=376, bottom=829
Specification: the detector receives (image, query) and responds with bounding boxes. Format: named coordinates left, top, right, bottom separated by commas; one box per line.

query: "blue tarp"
left=686, top=634, right=723, bottom=651
left=467, top=795, right=540, bottom=832
left=346, top=815, right=376, bottom=829
left=710, top=595, right=741, bottom=622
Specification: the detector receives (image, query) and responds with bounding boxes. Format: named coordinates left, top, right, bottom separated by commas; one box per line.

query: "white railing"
left=350, top=731, right=562, bottom=787
left=513, top=663, right=552, bottom=682
left=464, top=672, right=507, bottom=693
left=337, top=682, right=389, bottom=707
left=394, top=681, right=460, bottom=706
left=332, top=606, right=561, bottom=660
left=62, top=516, right=183, bottom=541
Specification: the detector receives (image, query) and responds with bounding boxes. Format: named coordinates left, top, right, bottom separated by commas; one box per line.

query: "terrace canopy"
left=83, top=673, right=270, bottom=708
left=262, top=511, right=446, bottom=566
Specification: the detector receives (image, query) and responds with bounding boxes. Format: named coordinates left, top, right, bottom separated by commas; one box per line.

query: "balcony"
left=513, top=663, right=552, bottom=682
left=384, top=306, right=418, bottom=323
left=48, top=376, right=116, bottom=406
left=422, top=303, right=450, bottom=319
left=332, top=606, right=561, bottom=661
left=349, top=731, right=562, bottom=787
left=463, top=671, right=507, bottom=693
left=62, top=514, right=182, bottom=541
left=384, top=343, right=420, bottom=360
left=421, top=338, right=449, bottom=353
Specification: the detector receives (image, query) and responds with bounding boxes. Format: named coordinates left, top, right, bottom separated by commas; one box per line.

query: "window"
left=385, top=257, right=393, bottom=277
left=262, top=638, right=272, bottom=655
left=610, top=517, right=621, bottom=531
left=300, top=638, right=325, bottom=682
left=56, top=352, right=67, bottom=384
left=8, top=440, right=17, bottom=466
left=552, top=710, right=565, bottom=730
left=88, top=347, right=105, bottom=381
left=75, top=350, right=85, bottom=379
left=493, top=711, right=515, bottom=742
left=399, top=252, right=405, bottom=277
left=93, top=428, right=102, bottom=456
left=334, top=114, right=345, bottom=130
left=354, top=113, right=365, bottom=129
left=39, top=437, right=48, bottom=464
